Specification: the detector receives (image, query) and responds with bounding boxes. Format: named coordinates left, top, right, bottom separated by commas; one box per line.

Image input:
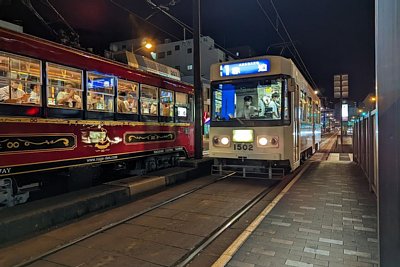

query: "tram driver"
left=237, top=95, right=258, bottom=119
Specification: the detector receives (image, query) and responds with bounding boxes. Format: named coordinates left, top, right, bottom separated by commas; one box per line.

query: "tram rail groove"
left=13, top=171, right=237, bottom=267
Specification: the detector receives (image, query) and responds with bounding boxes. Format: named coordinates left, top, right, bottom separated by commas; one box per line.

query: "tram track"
left=9, top=169, right=301, bottom=267
left=13, top=171, right=240, bottom=267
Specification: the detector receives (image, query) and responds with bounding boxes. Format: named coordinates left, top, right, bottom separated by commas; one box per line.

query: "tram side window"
left=0, top=52, right=41, bottom=105
left=117, top=79, right=138, bottom=114
left=140, top=84, right=158, bottom=116
left=87, top=72, right=115, bottom=112
left=307, top=97, right=312, bottom=123
left=175, top=92, right=192, bottom=121
left=160, top=89, right=174, bottom=117
left=299, top=91, right=307, bottom=122
left=283, top=80, right=290, bottom=121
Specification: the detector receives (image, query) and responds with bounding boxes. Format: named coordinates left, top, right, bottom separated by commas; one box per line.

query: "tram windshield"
left=212, top=78, right=287, bottom=121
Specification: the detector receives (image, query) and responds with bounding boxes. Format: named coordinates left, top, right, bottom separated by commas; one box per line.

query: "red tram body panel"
left=0, top=28, right=195, bottom=178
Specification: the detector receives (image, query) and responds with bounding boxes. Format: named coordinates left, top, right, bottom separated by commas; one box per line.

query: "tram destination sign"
left=220, top=59, right=270, bottom=77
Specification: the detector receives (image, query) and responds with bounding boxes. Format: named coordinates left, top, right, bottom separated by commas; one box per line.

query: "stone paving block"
left=343, top=260, right=374, bottom=267
left=285, top=259, right=313, bottom=267
left=228, top=259, right=256, bottom=267
left=300, top=256, right=329, bottom=266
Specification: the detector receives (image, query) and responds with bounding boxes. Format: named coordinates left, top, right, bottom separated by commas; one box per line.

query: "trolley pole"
left=193, top=0, right=203, bottom=159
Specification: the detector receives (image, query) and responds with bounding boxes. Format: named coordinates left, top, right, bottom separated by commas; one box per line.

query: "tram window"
left=117, top=79, right=138, bottom=114
left=300, top=91, right=307, bottom=122
left=160, top=89, right=174, bottom=117
left=307, top=97, right=312, bottom=123
left=140, top=84, right=158, bottom=116
left=47, top=63, right=83, bottom=109
left=87, top=72, right=115, bottom=112
left=0, top=52, right=41, bottom=106
left=284, top=81, right=290, bottom=121
left=175, top=92, right=190, bottom=120
left=211, top=78, right=283, bottom=121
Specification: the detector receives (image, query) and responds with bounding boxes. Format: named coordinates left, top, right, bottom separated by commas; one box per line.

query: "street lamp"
left=132, top=39, right=154, bottom=54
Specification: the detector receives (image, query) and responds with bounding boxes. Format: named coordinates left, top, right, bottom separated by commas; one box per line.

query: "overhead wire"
left=110, top=0, right=238, bottom=59
left=270, top=0, right=318, bottom=89
left=109, top=0, right=182, bottom=41
left=142, top=0, right=238, bottom=59
left=256, top=0, right=318, bottom=89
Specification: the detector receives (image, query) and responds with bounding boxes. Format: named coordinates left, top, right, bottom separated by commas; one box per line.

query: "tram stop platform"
left=218, top=156, right=378, bottom=267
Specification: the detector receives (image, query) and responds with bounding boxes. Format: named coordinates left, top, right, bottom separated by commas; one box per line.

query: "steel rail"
left=14, top=171, right=237, bottom=267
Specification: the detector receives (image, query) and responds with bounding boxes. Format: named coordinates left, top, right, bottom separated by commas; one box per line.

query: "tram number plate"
left=233, top=143, right=254, bottom=151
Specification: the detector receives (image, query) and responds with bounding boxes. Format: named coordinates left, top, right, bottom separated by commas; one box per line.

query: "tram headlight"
left=220, top=137, right=230, bottom=145
left=212, top=135, right=231, bottom=147
left=256, top=135, right=279, bottom=148
left=258, top=137, right=268, bottom=146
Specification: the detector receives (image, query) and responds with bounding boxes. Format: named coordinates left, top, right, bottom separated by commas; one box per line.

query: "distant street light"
left=371, top=96, right=376, bottom=102
left=132, top=40, right=154, bottom=53
left=314, top=90, right=319, bottom=95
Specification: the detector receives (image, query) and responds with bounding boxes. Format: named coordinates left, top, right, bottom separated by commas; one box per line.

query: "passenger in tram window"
left=56, top=83, right=82, bottom=108
left=0, top=79, right=29, bottom=104
left=117, top=92, right=129, bottom=113
left=27, top=84, right=41, bottom=104
left=269, top=92, right=280, bottom=119
left=150, top=102, right=158, bottom=115
left=127, top=94, right=137, bottom=113
left=237, top=95, right=258, bottom=119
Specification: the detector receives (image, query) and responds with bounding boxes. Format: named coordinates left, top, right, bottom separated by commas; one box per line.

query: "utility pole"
left=193, top=0, right=203, bottom=159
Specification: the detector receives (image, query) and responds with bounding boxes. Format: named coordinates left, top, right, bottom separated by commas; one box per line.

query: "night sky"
left=0, top=0, right=375, bottom=102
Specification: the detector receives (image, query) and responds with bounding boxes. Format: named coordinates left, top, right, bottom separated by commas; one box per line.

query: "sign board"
left=342, top=103, right=348, bottom=121
left=219, top=59, right=270, bottom=77
left=333, top=74, right=349, bottom=99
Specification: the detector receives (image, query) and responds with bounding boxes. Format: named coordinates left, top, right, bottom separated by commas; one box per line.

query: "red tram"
left=0, top=28, right=194, bottom=206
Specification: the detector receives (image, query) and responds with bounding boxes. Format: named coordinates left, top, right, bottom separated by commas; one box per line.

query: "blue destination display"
left=88, top=77, right=114, bottom=89
left=219, top=59, right=270, bottom=77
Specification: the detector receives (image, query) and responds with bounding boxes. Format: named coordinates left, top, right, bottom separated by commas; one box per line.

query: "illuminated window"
left=117, top=79, right=138, bottom=114
left=140, top=84, right=158, bottom=116
left=160, top=89, right=174, bottom=117
left=0, top=52, right=41, bottom=106
left=47, top=63, right=82, bottom=109
left=187, top=64, right=193, bottom=70
left=87, top=72, right=115, bottom=112
left=176, top=92, right=190, bottom=119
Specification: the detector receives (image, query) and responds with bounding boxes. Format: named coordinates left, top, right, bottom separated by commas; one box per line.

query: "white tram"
left=209, top=56, right=321, bottom=177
